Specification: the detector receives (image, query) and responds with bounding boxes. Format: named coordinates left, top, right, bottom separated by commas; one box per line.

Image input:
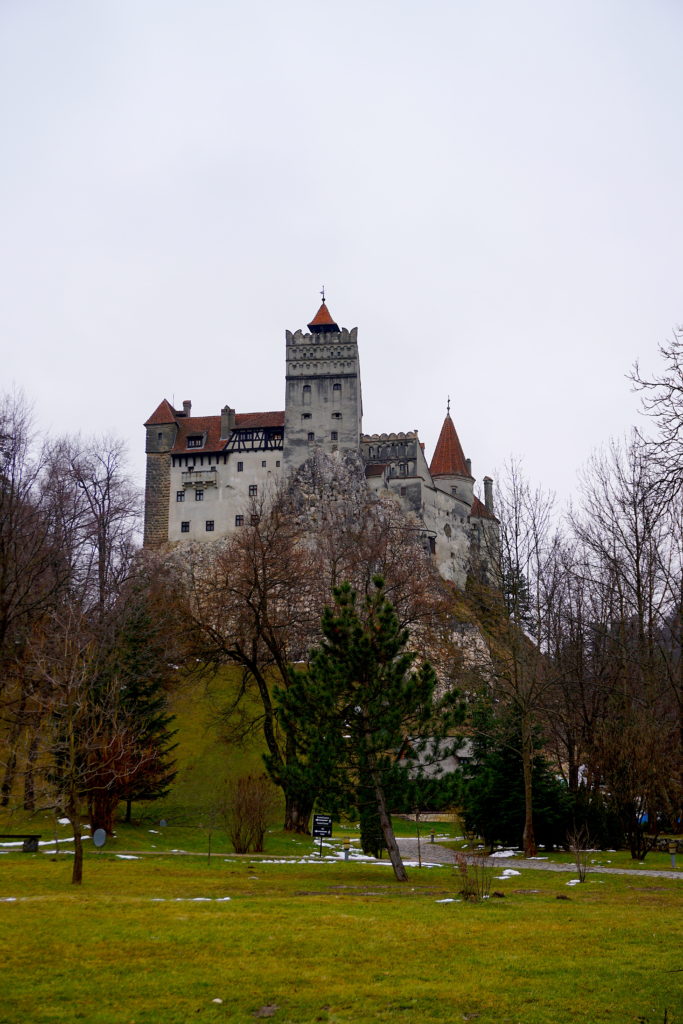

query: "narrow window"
left=176, top=491, right=185, bottom=502
left=400, top=486, right=406, bottom=496
left=261, top=460, right=267, bottom=468
left=331, top=431, right=338, bottom=441
left=237, top=461, right=244, bottom=472
left=307, top=432, right=315, bottom=442
left=332, top=382, right=342, bottom=404
left=332, top=412, right=342, bottom=419
left=181, top=521, right=190, bottom=533
left=195, top=489, right=204, bottom=501
left=205, top=520, right=214, bottom=532
left=157, top=432, right=163, bottom=440
left=302, top=413, right=312, bottom=420
left=187, top=436, right=203, bottom=448
left=249, top=484, right=257, bottom=497
left=235, top=515, right=244, bottom=527
left=276, top=460, right=281, bottom=467
left=302, top=384, right=311, bottom=406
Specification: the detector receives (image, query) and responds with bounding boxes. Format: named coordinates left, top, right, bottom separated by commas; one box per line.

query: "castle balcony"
left=182, top=467, right=218, bottom=487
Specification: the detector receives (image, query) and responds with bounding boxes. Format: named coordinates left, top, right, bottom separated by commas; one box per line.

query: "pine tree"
left=277, top=577, right=459, bottom=882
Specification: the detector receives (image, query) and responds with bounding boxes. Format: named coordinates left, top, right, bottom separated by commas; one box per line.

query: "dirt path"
left=396, top=838, right=683, bottom=880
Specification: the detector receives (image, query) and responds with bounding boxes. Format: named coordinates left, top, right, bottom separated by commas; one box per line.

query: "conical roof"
left=429, top=411, right=469, bottom=477
left=308, top=302, right=339, bottom=333
left=144, top=398, right=176, bottom=426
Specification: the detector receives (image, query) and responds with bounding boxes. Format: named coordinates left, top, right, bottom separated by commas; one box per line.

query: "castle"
left=143, top=300, right=498, bottom=588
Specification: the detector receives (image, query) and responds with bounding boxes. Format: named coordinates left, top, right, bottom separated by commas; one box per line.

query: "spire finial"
left=447, top=395, right=451, bottom=415
left=320, top=285, right=325, bottom=304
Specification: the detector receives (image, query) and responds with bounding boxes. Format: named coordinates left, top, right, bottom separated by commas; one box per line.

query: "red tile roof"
left=169, top=411, right=285, bottom=453
left=144, top=399, right=177, bottom=426
left=429, top=413, right=469, bottom=477
left=365, top=463, right=387, bottom=478
left=470, top=496, right=498, bottom=521
left=308, top=302, right=339, bottom=331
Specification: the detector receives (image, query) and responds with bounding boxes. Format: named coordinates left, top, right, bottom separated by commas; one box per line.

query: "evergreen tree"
left=277, top=577, right=459, bottom=882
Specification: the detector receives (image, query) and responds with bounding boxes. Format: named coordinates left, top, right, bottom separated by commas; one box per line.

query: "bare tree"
left=631, top=325, right=683, bottom=498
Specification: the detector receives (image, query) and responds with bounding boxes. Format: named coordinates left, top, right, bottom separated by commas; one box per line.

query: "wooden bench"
left=0, top=834, right=42, bottom=853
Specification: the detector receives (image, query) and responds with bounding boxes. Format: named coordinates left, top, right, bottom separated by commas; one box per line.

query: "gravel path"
left=396, top=838, right=683, bottom=880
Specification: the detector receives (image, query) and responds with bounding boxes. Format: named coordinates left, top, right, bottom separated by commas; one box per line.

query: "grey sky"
left=2, top=1, right=681, bottom=507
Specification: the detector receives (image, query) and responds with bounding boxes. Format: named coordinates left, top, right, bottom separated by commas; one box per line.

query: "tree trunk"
left=90, top=792, right=117, bottom=836
left=371, top=768, right=408, bottom=882
left=124, top=798, right=132, bottom=823
left=23, top=729, right=41, bottom=811
left=1, top=691, right=27, bottom=806
left=521, top=717, right=537, bottom=857
left=283, top=792, right=313, bottom=833
left=70, top=817, right=83, bottom=885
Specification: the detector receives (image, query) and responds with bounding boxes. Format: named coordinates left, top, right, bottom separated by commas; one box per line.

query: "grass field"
left=1, top=845, right=681, bottom=1024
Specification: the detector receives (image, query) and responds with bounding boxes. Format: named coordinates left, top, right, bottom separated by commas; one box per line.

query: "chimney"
left=220, top=405, right=236, bottom=439
left=465, top=457, right=472, bottom=477
left=483, top=476, right=494, bottom=513
left=182, top=400, right=192, bottom=417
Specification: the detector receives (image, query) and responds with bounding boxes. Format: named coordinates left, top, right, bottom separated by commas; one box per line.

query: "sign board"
left=312, top=814, right=332, bottom=838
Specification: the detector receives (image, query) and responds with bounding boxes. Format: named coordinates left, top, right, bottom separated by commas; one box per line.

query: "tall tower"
left=283, top=300, right=363, bottom=472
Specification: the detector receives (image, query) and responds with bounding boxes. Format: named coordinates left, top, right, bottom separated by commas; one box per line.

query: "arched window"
left=332, top=382, right=342, bottom=404
left=303, top=384, right=311, bottom=406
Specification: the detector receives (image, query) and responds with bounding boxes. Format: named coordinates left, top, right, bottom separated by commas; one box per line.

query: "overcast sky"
left=2, top=1, right=681, bottom=509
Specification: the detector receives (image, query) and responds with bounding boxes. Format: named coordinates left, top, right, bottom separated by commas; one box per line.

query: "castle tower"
left=429, top=403, right=475, bottom=514
left=143, top=398, right=179, bottom=547
left=283, top=300, right=363, bottom=472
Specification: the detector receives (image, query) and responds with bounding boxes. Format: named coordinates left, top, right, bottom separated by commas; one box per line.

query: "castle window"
left=205, top=520, right=214, bottom=532
left=332, top=382, right=341, bottom=404
left=176, top=491, right=185, bottom=502
left=400, top=486, right=406, bottom=496
left=307, top=432, right=315, bottom=442
left=261, top=460, right=267, bottom=467
left=444, top=523, right=452, bottom=538
left=331, top=431, right=338, bottom=441
left=276, top=460, right=281, bottom=467
left=195, top=489, right=204, bottom=501
left=331, top=412, right=342, bottom=419
left=451, top=486, right=457, bottom=496
left=399, top=463, right=406, bottom=475
left=187, top=436, right=202, bottom=448
left=237, top=461, right=244, bottom=472
left=157, top=432, right=162, bottom=440
left=302, top=413, right=311, bottom=420
left=235, top=515, right=244, bottom=527
left=302, top=384, right=311, bottom=405
left=181, top=521, right=190, bottom=533
left=249, top=484, right=257, bottom=497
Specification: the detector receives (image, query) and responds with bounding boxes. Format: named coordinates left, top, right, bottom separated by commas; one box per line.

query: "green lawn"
left=0, top=850, right=680, bottom=1024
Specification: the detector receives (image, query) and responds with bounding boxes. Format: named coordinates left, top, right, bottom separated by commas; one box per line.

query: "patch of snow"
left=57, top=817, right=70, bottom=825
left=212, top=998, right=223, bottom=1004
left=115, top=855, right=139, bottom=860
left=529, top=856, right=548, bottom=860
left=435, top=898, right=459, bottom=903
left=495, top=869, right=521, bottom=878
left=0, top=897, right=17, bottom=902
left=490, top=850, right=518, bottom=858
left=566, top=879, right=581, bottom=886
left=148, top=830, right=160, bottom=834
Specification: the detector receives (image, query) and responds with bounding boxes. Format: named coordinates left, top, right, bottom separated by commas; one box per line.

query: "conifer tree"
left=277, top=577, right=458, bottom=882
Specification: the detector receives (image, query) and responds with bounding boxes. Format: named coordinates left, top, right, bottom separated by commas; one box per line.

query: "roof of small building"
left=308, top=301, right=340, bottom=333
left=470, top=495, right=498, bottom=521
left=365, top=463, right=387, bottom=478
left=429, top=412, right=469, bottom=478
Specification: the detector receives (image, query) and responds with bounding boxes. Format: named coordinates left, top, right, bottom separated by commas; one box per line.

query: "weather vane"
left=447, top=395, right=451, bottom=415
left=320, top=285, right=325, bottom=304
